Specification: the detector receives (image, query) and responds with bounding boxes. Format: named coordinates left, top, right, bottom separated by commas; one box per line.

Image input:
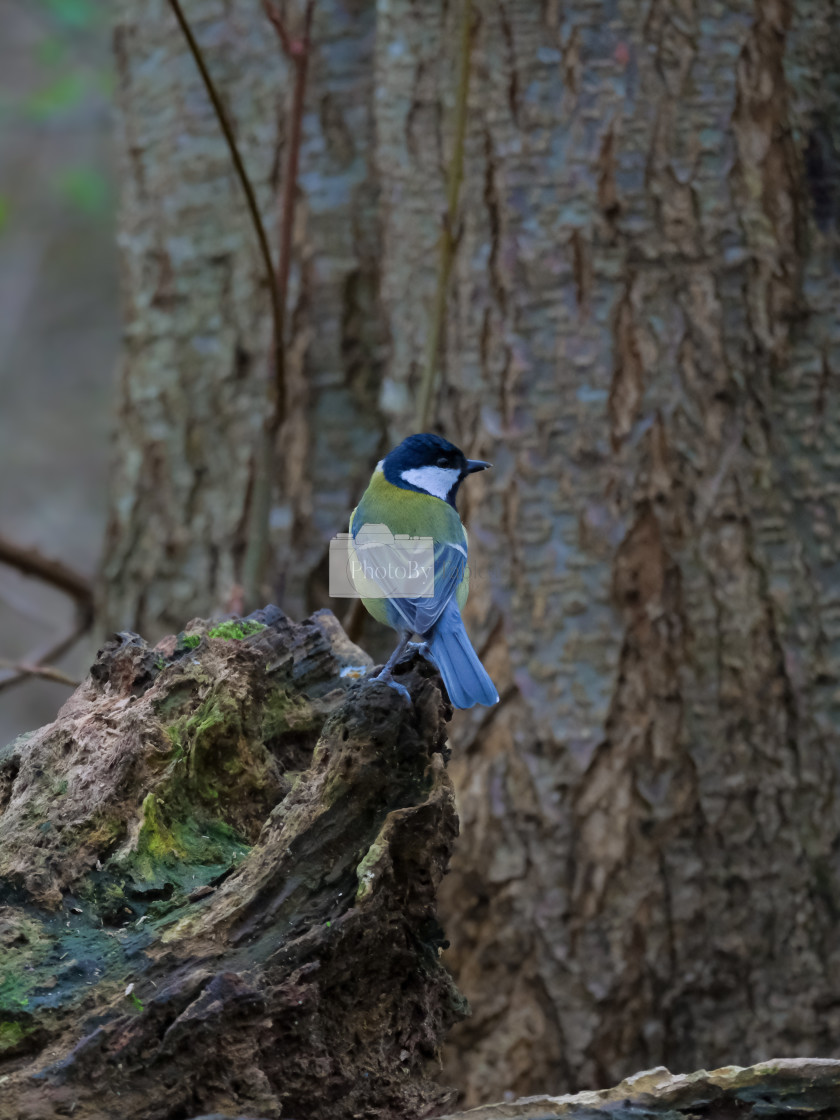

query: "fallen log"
left=440, top=1058, right=840, bottom=1120
left=0, top=607, right=465, bottom=1119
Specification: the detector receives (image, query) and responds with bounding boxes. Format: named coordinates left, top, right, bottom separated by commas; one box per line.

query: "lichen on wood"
left=0, top=607, right=466, bottom=1119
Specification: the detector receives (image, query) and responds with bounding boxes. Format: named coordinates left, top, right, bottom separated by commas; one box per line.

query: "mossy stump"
left=0, top=607, right=465, bottom=1120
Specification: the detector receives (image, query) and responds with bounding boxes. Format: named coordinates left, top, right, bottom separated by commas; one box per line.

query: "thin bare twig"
left=417, top=0, right=474, bottom=431
left=0, top=533, right=93, bottom=616
left=167, top=0, right=315, bottom=610
left=167, top=0, right=284, bottom=417
left=261, top=0, right=293, bottom=58
left=0, top=535, right=93, bottom=692
left=0, top=660, right=79, bottom=688
left=242, top=0, right=315, bottom=608
left=0, top=620, right=88, bottom=695
left=268, top=0, right=314, bottom=430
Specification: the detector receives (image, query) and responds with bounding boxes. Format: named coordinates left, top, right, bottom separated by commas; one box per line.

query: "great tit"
left=349, top=432, right=499, bottom=709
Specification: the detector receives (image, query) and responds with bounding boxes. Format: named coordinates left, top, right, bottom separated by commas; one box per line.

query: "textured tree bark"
left=101, top=0, right=840, bottom=1109
left=0, top=611, right=464, bottom=1118
left=371, top=0, right=840, bottom=1106
left=104, top=0, right=386, bottom=639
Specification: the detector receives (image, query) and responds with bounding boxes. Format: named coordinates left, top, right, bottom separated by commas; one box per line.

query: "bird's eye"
left=436, top=456, right=449, bottom=467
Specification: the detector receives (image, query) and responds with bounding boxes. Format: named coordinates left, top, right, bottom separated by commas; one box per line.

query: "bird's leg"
left=377, top=631, right=412, bottom=678
left=374, top=631, right=412, bottom=703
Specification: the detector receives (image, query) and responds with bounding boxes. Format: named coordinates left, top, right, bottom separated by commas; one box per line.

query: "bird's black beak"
left=466, top=459, right=492, bottom=473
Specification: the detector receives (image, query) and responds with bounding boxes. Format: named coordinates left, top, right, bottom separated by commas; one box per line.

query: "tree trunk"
left=101, top=0, right=840, bottom=1109
left=371, top=0, right=840, bottom=1105
left=103, top=0, right=386, bottom=638
left=0, top=610, right=464, bottom=1119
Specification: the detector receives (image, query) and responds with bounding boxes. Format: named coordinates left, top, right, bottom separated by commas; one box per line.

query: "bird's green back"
left=350, top=468, right=471, bottom=624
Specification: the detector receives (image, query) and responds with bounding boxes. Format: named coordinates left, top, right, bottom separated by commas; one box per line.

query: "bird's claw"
left=407, top=641, right=431, bottom=659
left=373, top=668, right=411, bottom=705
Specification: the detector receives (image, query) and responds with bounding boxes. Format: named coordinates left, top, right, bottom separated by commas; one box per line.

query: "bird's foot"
left=373, top=667, right=411, bottom=704
left=407, top=640, right=431, bottom=659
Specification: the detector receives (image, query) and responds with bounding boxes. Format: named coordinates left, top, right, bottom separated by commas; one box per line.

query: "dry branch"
left=0, top=660, right=78, bottom=688
left=242, top=0, right=316, bottom=609
left=0, top=619, right=89, bottom=695
left=166, top=0, right=284, bottom=396
left=0, top=534, right=93, bottom=613
left=0, top=535, right=94, bottom=693
left=0, top=607, right=465, bottom=1119
left=165, top=0, right=305, bottom=611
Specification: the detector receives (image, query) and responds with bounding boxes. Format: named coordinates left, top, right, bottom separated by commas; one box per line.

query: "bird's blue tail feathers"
left=427, top=599, right=499, bottom=709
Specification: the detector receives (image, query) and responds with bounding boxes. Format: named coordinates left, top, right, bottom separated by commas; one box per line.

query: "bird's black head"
left=382, top=433, right=491, bottom=506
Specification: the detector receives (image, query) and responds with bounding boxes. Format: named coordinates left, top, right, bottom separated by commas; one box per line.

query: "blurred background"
left=0, top=0, right=117, bottom=743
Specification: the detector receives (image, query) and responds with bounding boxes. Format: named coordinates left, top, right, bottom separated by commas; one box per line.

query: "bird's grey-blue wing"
left=392, top=537, right=466, bottom=635
left=350, top=527, right=466, bottom=636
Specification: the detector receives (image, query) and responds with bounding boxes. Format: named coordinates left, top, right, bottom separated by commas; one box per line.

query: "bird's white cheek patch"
left=400, top=466, right=461, bottom=500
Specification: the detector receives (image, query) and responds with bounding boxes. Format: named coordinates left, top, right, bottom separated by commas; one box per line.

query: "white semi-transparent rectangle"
left=329, top=525, right=435, bottom=599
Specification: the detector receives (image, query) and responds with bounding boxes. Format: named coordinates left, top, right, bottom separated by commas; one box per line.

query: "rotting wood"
left=0, top=607, right=465, bottom=1120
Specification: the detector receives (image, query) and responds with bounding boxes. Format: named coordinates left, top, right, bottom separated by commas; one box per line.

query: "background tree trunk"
left=381, top=0, right=840, bottom=1104
left=104, top=0, right=386, bottom=638
left=102, top=0, right=840, bottom=1108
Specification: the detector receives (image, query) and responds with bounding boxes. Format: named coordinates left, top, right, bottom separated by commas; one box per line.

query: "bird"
left=349, top=432, right=499, bottom=709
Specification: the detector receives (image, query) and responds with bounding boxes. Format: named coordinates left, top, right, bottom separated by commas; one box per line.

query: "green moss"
left=160, top=692, right=235, bottom=795
left=75, top=872, right=134, bottom=925
left=185, top=693, right=231, bottom=741
left=207, top=619, right=266, bottom=641
left=165, top=722, right=185, bottom=760
left=81, top=812, right=127, bottom=850
left=262, top=687, right=313, bottom=739
left=0, top=917, right=51, bottom=1013
left=182, top=633, right=201, bottom=650
left=132, top=793, right=183, bottom=875
left=99, top=658, right=277, bottom=909
left=111, top=791, right=250, bottom=896
left=0, top=1021, right=26, bottom=1051
left=130, top=792, right=249, bottom=875
left=154, top=678, right=203, bottom=720
left=0, top=906, right=143, bottom=1027
left=355, top=838, right=389, bottom=903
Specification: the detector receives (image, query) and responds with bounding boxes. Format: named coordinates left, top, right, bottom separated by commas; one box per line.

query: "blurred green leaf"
left=25, top=73, right=86, bottom=121
left=0, top=195, right=9, bottom=234
left=43, top=0, right=98, bottom=28
left=53, top=166, right=108, bottom=217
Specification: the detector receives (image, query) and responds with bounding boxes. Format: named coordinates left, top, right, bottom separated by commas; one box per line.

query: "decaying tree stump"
left=0, top=608, right=466, bottom=1119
